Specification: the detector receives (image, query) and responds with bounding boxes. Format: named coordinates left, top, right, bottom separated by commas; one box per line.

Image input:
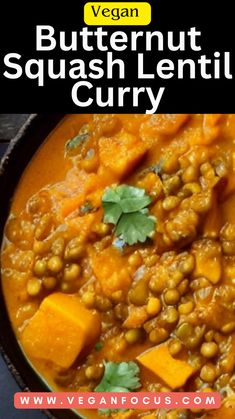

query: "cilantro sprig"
left=95, top=361, right=141, bottom=393
left=102, top=184, right=156, bottom=246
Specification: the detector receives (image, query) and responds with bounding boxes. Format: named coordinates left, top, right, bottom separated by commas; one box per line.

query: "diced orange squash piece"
left=202, top=114, right=223, bottom=144
left=90, top=248, right=131, bottom=297
left=66, top=212, right=100, bottom=240
left=123, top=306, right=148, bottom=329
left=137, top=344, right=195, bottom=389
left=53, top=171, right=102, bottom=219
left=195, top=298, right=234, bottom=331
left=138, top=173, right=163, bottom=197
left=99, top=130, right=147, bottom=179
left=195, top=255, right=221, bottom=284
left=192, top=240, right=222, bottom=284
left=21, top=293, right=101, bottom=369
left=118, top=114, right=148, bottom=135
left=149, top=114, right=189, bottom=135
left=59, top=195, right=85, bottom=218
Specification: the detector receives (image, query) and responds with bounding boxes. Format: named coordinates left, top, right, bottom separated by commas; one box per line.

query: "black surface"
left=0, top=115, right=31, bottom=159
left=0, top=114, right=45, bottom=418
left=0, top=355, right=45, bottom=419
left=0, top=142, right=8, bottom=158
left=0, top=115, right=30, bottom=141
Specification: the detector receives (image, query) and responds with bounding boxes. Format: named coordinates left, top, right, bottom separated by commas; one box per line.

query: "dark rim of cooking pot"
left=0, top=114, right=80, bottom=419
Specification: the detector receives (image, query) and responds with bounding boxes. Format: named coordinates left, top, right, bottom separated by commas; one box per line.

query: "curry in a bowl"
left=1, top=114, right=235, bottom=418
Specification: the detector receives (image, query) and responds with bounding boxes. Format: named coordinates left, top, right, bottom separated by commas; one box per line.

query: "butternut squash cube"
left=99, top=131, right=147, bottom=179
left=90, top=248, right=131, bottom=297
left=192, top=239, right=222, bottom=284
left=21, top=293, right=101, bottom=369
left=137, top=344, right=195, bottom=389
left=149, top=114, right=189, bottom=135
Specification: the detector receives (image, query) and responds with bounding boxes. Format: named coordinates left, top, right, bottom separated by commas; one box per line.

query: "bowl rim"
left=0, top=114, right=79, bottom=419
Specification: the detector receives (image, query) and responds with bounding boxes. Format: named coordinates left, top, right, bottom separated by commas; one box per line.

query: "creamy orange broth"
left=12, top=115, right=91, bottom=213
left=2, top=114, right=235, bottom=419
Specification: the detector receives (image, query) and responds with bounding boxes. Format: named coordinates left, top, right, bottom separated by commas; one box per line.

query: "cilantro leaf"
left=116, top=185, right=151, bottom=212
left=103, top=185, right=151, bottom=214
left=102, top=187, right=121, bottom=204
left=103, top=202, right=122, bottom=225
left=116, top=212, right=156, bottom=246
left=95, top=361, right=141, bottom=393
left=102, top=184, right=156, bottom=246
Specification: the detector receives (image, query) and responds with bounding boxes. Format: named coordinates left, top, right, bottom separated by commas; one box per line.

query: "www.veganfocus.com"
left=14, top=391, right=221, bottom=410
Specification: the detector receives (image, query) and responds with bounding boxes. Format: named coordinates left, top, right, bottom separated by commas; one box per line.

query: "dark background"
left=0, top=0, right=234, bottom=113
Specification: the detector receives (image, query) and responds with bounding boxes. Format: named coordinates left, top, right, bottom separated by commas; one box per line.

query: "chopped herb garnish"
left=141, top=158, right=164, bottom=176
left=102, top=184, right=156, bottom=246
left=95, top=342, right=104, bottom=351
left=115, top=211, right=156, bottom=246
left=65, top=133, right=90, bottom=151
left=95, top=361, right=141, bottom=414
left=79, top=201, right=94, bottom=215
left=95, top=361, right=141, bottom=393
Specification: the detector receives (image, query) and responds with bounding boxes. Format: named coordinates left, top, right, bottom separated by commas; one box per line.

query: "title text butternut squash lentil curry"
left=2, top=114, right=235, bottom=419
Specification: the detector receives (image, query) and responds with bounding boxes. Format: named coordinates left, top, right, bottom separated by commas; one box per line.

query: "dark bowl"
left=0, top=114, right=79, bottom=419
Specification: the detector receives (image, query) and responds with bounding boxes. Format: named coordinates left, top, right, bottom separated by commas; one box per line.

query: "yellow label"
left=84, top=2, right=151, bottom=26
